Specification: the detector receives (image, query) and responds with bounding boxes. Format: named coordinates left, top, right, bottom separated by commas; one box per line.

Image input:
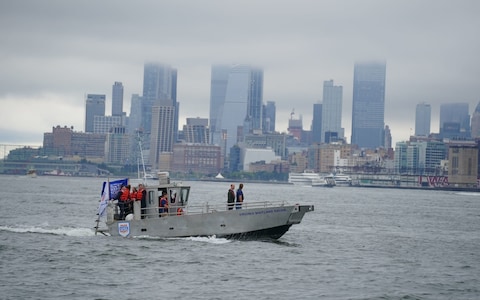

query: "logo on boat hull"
left=118, top=222, right=130, bottom=237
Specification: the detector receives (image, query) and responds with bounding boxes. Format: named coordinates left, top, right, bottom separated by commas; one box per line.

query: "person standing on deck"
left=137, top=184, right=146, bottom=219
left=236, top=183, right=244, bottom=209
left=159, top=191, right=169, bottom=216
left=227, top=184, right=235, bottom=210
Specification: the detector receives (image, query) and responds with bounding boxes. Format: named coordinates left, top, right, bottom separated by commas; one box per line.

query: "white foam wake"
left=0, top=225, right=95, bottom=237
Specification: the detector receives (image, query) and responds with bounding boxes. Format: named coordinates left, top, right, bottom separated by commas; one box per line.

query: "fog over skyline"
left=1, top=0, right=479, bottom=146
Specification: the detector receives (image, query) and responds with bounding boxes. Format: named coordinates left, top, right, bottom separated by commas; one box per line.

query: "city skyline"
left=1, top=1, right=479, bottom=146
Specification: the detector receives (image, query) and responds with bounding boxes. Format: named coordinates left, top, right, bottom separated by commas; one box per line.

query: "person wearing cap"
left=159, top=191, right=169, bottom=217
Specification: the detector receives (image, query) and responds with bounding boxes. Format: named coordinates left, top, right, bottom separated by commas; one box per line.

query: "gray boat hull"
left=106, top=204, right=314, bottom=240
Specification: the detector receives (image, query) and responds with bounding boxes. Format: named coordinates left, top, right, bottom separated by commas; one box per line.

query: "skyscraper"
left=85, top=94, right=106, bottom=133
left=439, top=103, right=470, bottom=139
left=142, top=63, right=178, bottom=169
left=183, top=118, right=210, bottom=144
left=209, top=64, right=264, bottom=157
left=263, top=101, right=276, bottom=133
left=321, top=80, right=343, bottom=143
left=142, top=63, right=177, bottom=136
left=209, top=65, right=230, bottom=145
left=311, top=103, right=322, bottom=143
left=149, top=105, right=176, bottom=169
left=112, top=81, right=124, bottom=117
left=351, top=61, right=386, bottom=149
left=471, top=102, right=480, bottom=138
left=415, top=102, right=431, bottom=136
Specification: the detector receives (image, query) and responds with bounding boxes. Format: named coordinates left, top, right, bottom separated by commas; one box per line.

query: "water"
left=1, top=175, right=479, bottom=300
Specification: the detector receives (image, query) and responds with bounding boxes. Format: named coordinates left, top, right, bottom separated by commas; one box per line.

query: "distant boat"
left=311, top=175, right=335, bottom=187
left=331, top=174, right=353, bottom=187
left=43, top=169, right=71, bottom=176
left=288, top=171, right=321, bottom=186
left=26, top=169, right=37, bottom=178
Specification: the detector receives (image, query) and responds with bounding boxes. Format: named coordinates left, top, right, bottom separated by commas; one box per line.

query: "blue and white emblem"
left=118, top=222, right=130, bottom=237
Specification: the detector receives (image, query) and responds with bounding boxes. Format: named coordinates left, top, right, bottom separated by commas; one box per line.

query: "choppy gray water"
left=1, top=175, right=479, bottom=300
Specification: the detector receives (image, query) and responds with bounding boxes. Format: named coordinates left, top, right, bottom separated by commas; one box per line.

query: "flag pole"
left=95, top=177, right=109, bottom=236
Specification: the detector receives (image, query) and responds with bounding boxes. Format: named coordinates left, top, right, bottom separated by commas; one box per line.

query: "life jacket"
left=130, top=191, right=137, bottom=201
left=120, top=188, right=130, bottom=201
left=136, top=189, right=144, bottom=200
left=177, top=207, right=183, bottom=215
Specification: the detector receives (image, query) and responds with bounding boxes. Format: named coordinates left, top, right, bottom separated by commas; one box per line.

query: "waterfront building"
left=415, top=102, right=431, bottom=136
left=351, top=61, right=386, bottom=149
left=85, top=94, right=106, bottom=133
left=394, top=140, right=447, bottom=175
left=243, top=132, right=287, bottom=159
left=172, top=143, right=222, bottom=175
left=321, top=80, right=343, bottom=143
left=309, top=142, right=353, bottom=173
left=93, top=115, right=125, bottom=134
left=105, top=126, right=130, bottom=164
left=43, top=125, right=106, bottom=160
left=240, top=147, right=281, bottom=172
left=183, top=118, right=210, bottom=144
left=448, top=144, right=478, bottom=188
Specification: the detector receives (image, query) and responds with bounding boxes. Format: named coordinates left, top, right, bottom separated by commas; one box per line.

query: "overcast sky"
left=1, top=0, right=479, bottom=147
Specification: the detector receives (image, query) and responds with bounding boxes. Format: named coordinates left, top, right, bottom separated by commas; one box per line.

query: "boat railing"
left=111, top=200, right=291, bottom=220
left=186, top=200, right=289, bottom=215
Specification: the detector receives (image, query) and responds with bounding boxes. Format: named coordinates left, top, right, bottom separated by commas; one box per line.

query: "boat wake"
left=132, top=234, right=231, bottom=244
left=0, top=225, right=95, bottom=237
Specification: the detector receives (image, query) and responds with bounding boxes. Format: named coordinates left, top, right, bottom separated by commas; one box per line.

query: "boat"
left=96, top=173, right=314, bottom=240
left=288, top=171, right=321, bottom=186
left=26, top=169, right=37, bottom=178
left=332, top=174, right=352, bottom=186
left=43, top=169, right=71, bottom=176
left=311, top=175, right=335, bottom=187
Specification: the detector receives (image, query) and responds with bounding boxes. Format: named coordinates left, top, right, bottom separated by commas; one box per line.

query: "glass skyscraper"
left=209, top=64, right=264, bottom=157
left=439, top=103, right=470, bottom=139
left=85, top=94, right=106, bottom=133
left=415, top=102, right=431, bottom=136
left=321, top=80, right=343, bottom=143
left=112, top=81, right=124, bottom=117
left=351, top=61, right=386, bottom=149
left=142, top=63, right=177, bottom=136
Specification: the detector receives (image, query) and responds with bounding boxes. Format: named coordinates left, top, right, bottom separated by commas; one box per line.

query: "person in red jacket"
left=119, top=185, right=131, bottom=219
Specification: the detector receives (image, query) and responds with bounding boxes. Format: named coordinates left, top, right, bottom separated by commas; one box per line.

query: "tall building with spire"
left=351, top=61, right=386, bottom=149
left=415, top=102, right=431, bottom=136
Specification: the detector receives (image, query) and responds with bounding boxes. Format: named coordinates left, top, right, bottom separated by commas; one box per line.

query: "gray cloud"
left=1, top=0, right=479, bottom=145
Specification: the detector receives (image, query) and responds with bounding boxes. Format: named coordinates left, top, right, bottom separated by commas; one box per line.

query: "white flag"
left=98, top=181, right=109, bottom=217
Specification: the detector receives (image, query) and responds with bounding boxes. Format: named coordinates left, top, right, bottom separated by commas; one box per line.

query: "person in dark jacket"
left=227, top=184, right=235, bottom=210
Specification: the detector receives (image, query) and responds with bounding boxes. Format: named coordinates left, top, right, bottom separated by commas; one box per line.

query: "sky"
left=1, top=0, right=479, bottom=147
